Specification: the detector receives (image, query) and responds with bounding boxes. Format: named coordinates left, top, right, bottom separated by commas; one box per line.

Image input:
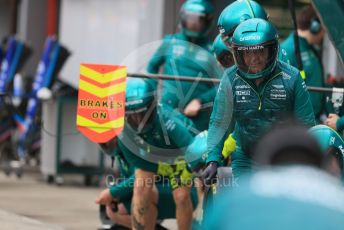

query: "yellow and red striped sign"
left=76, top=64, right=126, bottom=143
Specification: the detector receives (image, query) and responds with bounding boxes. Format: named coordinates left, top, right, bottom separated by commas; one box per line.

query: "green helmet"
left=125, top=77, right=156, bottom=133
left=309, top=125, right=344, bottom=180
left=185, top=131, right=208, bottom=172
left=180, top=0, right=215, bottom=38
left=213, top=34, right=234, bottom=68
left=231, top=18, right=279, bottom=79
left=218, top=0, right=268, bottom=47
left=206, top=166, right=344, bottom=230
left=125, top=77, right=155, bottom=110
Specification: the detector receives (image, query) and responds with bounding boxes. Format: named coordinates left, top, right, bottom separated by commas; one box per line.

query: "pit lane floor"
left=0, top=167, right=177, bottom=230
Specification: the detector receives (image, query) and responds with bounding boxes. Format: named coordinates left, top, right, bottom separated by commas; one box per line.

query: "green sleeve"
left=114, top=143, right=136, bottom=177
left=336, top=116, right=344, bottom=132
left=293, top=73, right=316, bottom=126
left=109, top=174, right=135, bottom=201
left=206, top=72, right=234, bottom=164
left=197, top=87, right=217, bottom=104
left=231, top=124, right=238, bottom=140
left=196, top=66, right=222, bottom=104
left=146, top=35, right=170, bottom=74
left=167, top=113, right=195, bottom=148
left=279, top=36, right=297, bottom=67
left=279, top=47, right=296, bottom=66
left=171, top=107, right=196, bottom=134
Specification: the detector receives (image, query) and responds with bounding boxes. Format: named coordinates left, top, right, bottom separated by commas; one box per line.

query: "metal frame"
left=54, top=96, right=104, bottom=179
left=128, top=72, right=341, bottom=93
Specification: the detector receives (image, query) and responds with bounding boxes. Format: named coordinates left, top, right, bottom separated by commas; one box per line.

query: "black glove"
left=200, top=161, right=218, bottom=186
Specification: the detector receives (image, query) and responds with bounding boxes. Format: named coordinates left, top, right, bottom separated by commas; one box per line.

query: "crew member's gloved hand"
left=200, top=161, right=218, bottom=185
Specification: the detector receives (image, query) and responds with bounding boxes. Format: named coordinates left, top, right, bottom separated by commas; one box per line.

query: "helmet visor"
left=181, top=12, right=212, bottom=34
left=232, top=41, right=278, bottom=75
left=220, top=30, right=234, bottom=49
left=217, top=50, right=234, bottom=68
left=125, top=104, right=156, bottom=133
left=324, top=147, right=344, bottom=178
left=126, top=107, right=148, bottom=130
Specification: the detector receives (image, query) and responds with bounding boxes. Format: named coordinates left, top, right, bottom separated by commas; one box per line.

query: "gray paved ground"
left=0, top=168, right=177, bottom=230
left=0, top=169, right=102, bottom=230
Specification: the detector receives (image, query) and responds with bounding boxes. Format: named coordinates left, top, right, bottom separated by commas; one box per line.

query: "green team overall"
left=96, top=138, right=198, bottom=228
left=121, top=77, right=196, bottom=230
left=280, top=5, right=325, bottom=121
left=147, top=0, right=221, bottom=132
left=201, top=18, right=315, bottom=185
left=214, top=0, right=272, bottom=159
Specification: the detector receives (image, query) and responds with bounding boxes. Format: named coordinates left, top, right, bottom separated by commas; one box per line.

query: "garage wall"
left=58, top=0, right=165, bottom=88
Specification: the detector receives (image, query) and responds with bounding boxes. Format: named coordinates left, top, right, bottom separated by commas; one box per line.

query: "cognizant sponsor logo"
left=239, top=35, right=261, bottom=41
